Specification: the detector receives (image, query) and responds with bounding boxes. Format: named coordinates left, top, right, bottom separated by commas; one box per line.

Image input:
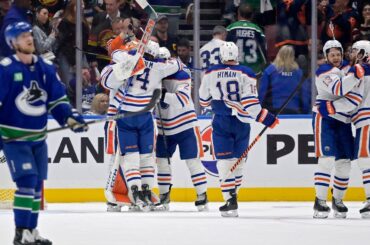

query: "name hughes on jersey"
left=217, top=71, right=237, bottom=79
left=236, top=29, right=255, bottom=38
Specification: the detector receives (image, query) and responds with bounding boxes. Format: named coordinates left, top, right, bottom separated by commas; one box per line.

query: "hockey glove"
left=67, top=110, right=89, bottom=133
left=318, top=100, right=336, bottom=117
left=349, top=64, right=365, bottom=79
left=256, top=109, right=279, bottom=129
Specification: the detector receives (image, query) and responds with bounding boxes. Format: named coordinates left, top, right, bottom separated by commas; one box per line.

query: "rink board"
left=0, top=116, right=366, bottom=202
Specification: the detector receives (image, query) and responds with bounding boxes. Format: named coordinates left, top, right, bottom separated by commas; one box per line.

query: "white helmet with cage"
left=323, top=40, right=343, bottom=60
left=144, top=40, right=159, bottom=58
left=220, top=41, right=239, bottom=63
left=352, top=40, right=370, bottom=63
left=158, top=47, right=171, bottom=59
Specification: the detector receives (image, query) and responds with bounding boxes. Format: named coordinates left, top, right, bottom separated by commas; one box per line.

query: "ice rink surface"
left=1, top=202, right=370, bottom=245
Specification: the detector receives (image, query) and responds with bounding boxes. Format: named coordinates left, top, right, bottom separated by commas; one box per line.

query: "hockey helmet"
left=220, top=41, right=239, bottom=63
left=111, top=49, right=130, bottom=64
left=323, top=40, right=343, bottom=60
left=4, top=22, right=32, bottom=49
left=144, top=40, right=159, bottom=58
left=352, top=40, right=370, bottom=63
left=158, top=47, right=171, bottom=59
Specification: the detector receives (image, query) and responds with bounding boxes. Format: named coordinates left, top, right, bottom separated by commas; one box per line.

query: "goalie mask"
left=220, top=42, right=239, bottom=63
left=144, top=40, right=159, bottom=58
left=352, top=40, right=370, bottom=64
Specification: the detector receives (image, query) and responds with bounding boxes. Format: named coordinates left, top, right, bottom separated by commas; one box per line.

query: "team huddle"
left=0, top=16, right=370, bottom=245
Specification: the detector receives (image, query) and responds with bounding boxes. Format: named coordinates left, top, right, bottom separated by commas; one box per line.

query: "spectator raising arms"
left=259, top=45, right=307, bottom=114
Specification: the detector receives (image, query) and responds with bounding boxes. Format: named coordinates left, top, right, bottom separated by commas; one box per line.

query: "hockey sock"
left=29, top=181, right=43, bottom=229
left=333, top=159, right=351, bottom=200
left=140, top=153, right=155, bottom=190
left=217, top=159, right=236, bottom=201
left=314, top=157, right=335, bottom=200
left=186, top=158, right=207, bottom=195
left=362, top=169, right=370, bottom=200
left=157, top=158, right=172, bottom=194
left=234, top=162, right=244, bottom=194
left=14, top=175, right=37, bottom=228
left=123, top=152, right=141, bottom=190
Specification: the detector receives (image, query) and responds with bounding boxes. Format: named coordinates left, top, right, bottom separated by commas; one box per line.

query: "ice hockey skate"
left=106, top=202, right=121, bottom=212
left=359, top=200, right=370, bottom=218
left=313, top=197, right=330, bottom=218
left=195, top=192, right=209, bottom=211
left=129, top=185, right=150, bottom=212
left=159, top=191, right=171, bottom=211
left=32, top=229, right=52, bottom=245
left=219, top=192, right=238, bottom=217
left=13, top=228, right=35, bottom=245
left=332, top=197, right=348, bottom=218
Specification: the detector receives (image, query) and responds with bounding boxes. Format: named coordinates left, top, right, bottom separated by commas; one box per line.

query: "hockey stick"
left=4, top=89, right=161, bottom=143
left=156, top=104, right=172, bottom=165
left=221, top=76, right=307, bottom=185
left=112, top=0, right=158, bottom=80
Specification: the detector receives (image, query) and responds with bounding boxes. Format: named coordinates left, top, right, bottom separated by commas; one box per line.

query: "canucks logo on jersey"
left=15, top=80, right=47, bottom=116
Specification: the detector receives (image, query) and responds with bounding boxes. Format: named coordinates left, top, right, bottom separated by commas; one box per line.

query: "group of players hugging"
left=0, top=18, right=370, bottom=245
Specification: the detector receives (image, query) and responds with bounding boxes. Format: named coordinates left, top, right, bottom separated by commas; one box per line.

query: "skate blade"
left=313, top=210, right=329, bottom=219
left=128, top=205, right=142, bottom=212
left=333, top=211, right=347, bottom=219
left=150, top=204, right=169, bottom=211
left=196, top=203, right=209, bottom=212
left=221, top=210, right=238, bottom=217
left=360, top=211, right=370, bottom=219
left=107, top=206, right=121, bottom=212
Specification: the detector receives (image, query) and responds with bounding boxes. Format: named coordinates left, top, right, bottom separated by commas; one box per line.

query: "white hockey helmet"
left=144, top=40, right=159, bottom=58
left=158, top=47, right=171, bottom=59
left=323, top=40, right=343, bottom=59
left=220, top=41, right=239, bottom=63
left=352, top=40, right=370, bottom=63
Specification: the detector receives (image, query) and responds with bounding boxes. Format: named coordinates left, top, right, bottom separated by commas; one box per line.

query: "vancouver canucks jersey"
left=200, top=38, right=224, bottom=70
left=0, top=55, right=72, bottom=142
left=199, top=64, right=263, bottom=123
left=155, top=66, right=197, bottom=135
left=226, top=20, right=266, bottom=75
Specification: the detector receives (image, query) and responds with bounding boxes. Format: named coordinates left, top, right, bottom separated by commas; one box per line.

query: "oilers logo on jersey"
left=15, top=80, right=47, bottom=116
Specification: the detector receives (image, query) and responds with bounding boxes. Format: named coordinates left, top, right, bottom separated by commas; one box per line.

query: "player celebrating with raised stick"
left=0, top=22, right=88, bottom=245
left=199, top=42, right=279, bottom=217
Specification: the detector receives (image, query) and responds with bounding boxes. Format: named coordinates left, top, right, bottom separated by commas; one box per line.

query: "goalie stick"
left=4, top=89, right=161, bottom=143
left=221, top=76, right=307, bottom=185
left=112, top=0, right=158, bottom=80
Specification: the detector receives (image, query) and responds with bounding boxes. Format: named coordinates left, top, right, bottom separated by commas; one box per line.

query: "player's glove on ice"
left=67, top=110, right=88, bottom=133
left=318, top=100, right=336, bottom=117
left=256, top=109, right=279, bottom=129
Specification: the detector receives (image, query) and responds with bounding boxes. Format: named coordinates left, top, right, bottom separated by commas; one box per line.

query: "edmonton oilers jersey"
left=0, top=55, right=71, bottom=142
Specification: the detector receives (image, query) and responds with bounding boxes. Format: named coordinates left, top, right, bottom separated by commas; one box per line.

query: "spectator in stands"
left=0, top=0, right=11, bottom=27
left=85, top=93, right=109, bottom=115
left=32, top=6, right=57, bottom=58
left=321, top=0, right=359, bottom=46
left=56, top=0, right=90, bottom=85
left=258, top=45, right=309, bottom=114
left=200, top=25, right=226, bottom=70
left=177, top=38, right=192, bottom=67
left=352, top=2, right=370, bottom=41
left=154, top=15, right=178, bottom=56
left=226, top=3, right=267, bottom=75
left=119, top=0, right=144, bottom=19
left=0, top=0, right=32, bottom=57
left=148, top=0, right=183, bottom=34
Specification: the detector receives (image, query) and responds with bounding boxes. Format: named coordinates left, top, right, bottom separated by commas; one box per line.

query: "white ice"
left=1, top=202, right=370, bottom=245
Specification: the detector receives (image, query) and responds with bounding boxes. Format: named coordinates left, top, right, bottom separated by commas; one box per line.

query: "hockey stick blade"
left=221, top=77, right=307, bottom=185
left=4, top=89, right=161, bottom=143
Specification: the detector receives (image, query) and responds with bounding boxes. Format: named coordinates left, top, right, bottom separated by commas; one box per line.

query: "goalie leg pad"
left=140, top=153, right=155, bottom=190
left=157, top=157, right=172, bottom=195
left=314, top=157, right=335, bottom=200
left=186, top=158, right=207, bottom=195
left=358, top=158, right=370, bottom=199
left=333, top=159, right=351, bottom=200
left=217, top=158, right=237, bottom=201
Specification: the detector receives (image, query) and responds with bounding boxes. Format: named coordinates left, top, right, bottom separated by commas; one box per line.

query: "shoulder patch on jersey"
left=0, top=57, right=12, bottom=66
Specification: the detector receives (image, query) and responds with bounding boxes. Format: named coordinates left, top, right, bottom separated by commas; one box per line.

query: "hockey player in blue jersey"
left=0, top=22, right=88, bottom=244
left=199, top=42, right=279, bottom=217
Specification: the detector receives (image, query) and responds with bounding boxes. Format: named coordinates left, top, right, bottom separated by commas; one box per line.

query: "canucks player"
left=101, top=41, right=181, bottom=210
left=199, top=42, right=279, bottom=217
left=0, top=22, right=88, bottom=244
left=313, top=40, right=364, bottom=219
left=226, top=3, right=267, bottom=75
left=200, top=26, right=227, bottom=71
left=155, top=47, right=208, bottom=211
